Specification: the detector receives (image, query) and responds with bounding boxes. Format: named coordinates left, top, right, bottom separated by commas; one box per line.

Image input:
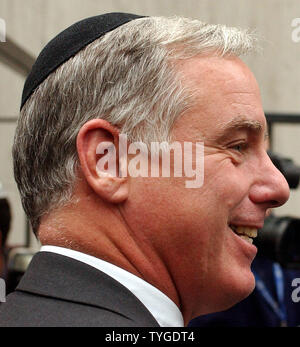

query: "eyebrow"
left=211, top=115, right=269, bottom=143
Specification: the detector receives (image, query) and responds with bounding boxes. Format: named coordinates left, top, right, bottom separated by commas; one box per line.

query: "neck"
left=38, top=186, right=181, bottom=315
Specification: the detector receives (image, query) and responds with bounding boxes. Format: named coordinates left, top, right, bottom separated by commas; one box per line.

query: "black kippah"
left=21, top=12, right=145, bottom=109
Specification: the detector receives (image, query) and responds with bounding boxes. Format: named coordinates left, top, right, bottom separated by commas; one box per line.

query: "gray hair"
left=13, top=16, right=256, bottom=235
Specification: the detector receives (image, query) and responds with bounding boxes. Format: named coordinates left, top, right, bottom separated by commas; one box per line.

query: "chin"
left=202, top=268, right=256, bottom=316
left=220, top=269, right=256, bottom=312
left=189, top=274, right=255, bottom=321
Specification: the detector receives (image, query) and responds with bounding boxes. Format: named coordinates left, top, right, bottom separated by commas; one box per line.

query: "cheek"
left=204, top=159, right=250, bottom=210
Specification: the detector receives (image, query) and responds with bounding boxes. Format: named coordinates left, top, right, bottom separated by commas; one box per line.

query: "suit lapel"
left=16, top=252, right=160, bottom=327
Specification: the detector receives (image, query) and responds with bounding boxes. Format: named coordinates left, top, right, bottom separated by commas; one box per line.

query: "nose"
left=249, top=152, right=290, bottom=208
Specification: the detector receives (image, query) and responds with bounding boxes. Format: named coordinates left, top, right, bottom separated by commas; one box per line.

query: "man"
left=0, top=13, right=289, bottom=327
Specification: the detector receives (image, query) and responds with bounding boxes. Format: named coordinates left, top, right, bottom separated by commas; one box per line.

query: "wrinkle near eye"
left=204, top=144, right=224, bottom=155
left=203, top=144, right=236, bottom=164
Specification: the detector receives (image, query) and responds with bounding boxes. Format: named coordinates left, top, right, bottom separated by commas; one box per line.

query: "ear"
left=76, top=119, right=129, bottom=203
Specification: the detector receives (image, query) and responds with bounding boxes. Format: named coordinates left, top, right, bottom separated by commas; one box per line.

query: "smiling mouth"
left=229, top=225, right=258, bottom=244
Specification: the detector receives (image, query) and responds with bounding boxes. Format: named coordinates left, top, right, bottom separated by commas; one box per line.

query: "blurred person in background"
left=0, top=183, right=11, bottom=280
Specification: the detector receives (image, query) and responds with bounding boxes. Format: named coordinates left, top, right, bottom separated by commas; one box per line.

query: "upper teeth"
left=230, top=225, right=258, bottom=238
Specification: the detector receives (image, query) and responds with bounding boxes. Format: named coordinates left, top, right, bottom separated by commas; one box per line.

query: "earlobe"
left=76, top=119, right=129, bottom=203
left=95, top=174, right=129, bottom=203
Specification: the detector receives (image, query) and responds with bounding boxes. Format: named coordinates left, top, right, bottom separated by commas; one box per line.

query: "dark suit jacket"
left=0, top=251, right=160, bottom=327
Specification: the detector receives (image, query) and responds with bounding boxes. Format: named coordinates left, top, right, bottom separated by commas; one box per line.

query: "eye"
left=230, top=142, right=248, bottom=153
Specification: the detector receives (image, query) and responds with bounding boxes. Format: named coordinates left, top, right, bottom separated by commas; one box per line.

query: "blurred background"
left=0, top=0, right=299, bottom=251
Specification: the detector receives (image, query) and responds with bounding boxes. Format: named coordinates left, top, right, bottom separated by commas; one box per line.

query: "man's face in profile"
left=122, top=54, right=289, bottom=317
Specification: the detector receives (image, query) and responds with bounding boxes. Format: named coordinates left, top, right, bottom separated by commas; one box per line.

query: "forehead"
left=173, top=55, right=266, bottom=141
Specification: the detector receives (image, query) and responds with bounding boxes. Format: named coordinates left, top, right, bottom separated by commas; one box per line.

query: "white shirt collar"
left=40, top=245, right=184, bottom=327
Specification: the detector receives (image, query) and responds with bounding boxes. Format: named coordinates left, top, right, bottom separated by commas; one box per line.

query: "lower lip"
left=229, top=227, right=258, bottom=261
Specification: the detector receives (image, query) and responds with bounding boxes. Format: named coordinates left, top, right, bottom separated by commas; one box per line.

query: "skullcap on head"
left=21, top=12, right=145, bottom=110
